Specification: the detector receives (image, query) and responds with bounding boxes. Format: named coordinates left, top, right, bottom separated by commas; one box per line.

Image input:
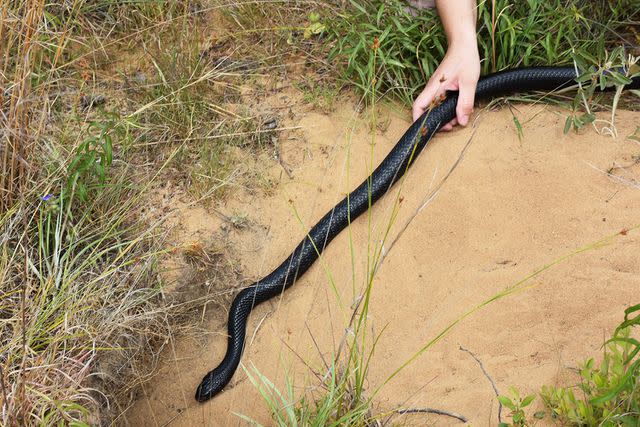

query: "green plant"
left=326, top=0, right=639, bottom=106
left=65, top=112, right=125, bottom=203
left=498, top=387, right=541, bottom=427
left=541, top=304, right=640, bottom=425
left=239, top=361, right=374, bottom=426
left=565, top=48, right=640, bottom=136
left=295, top=79, right=341, bottom=113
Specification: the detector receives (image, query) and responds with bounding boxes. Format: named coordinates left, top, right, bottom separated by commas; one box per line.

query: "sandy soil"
left=123, top=98, right=640, bottom=426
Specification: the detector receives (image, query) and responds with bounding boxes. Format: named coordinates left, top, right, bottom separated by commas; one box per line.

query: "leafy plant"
left=541, top=304, right=640, bottom=425
left=498, top=386, right=542, bottom=427
left=566, top=48, right=640, bottom=136
left=66, top=112, right=124, bottom=203
left=326, top=0, right=639, bottom=106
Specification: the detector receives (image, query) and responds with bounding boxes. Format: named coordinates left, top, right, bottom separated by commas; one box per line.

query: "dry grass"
left=0, top=1, right=270, bottom=425
left=0, top=0, right=44, bottom=211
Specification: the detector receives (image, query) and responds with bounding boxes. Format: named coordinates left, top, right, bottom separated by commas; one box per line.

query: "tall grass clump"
left=0, top=176, right=171, bottom=426
left=326, top=0, right=640, bottom=105
left=0, top=1, right=44, bottom=211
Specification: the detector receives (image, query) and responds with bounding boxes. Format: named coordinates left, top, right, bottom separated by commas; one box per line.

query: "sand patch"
left=124, top=101, right=640, bottom=426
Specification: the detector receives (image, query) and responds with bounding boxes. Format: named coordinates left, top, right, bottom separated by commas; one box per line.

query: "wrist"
left=447, top=31, right=478, bottom=52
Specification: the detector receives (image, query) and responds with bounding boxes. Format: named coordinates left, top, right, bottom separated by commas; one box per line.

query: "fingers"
left=412, top=76, right=445, bottom=122
left=440, top=118, right=457, bottom=132
left=456, top=78, right=477, bottom=126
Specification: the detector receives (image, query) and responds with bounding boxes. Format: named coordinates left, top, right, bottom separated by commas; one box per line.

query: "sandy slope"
left=124, top=99, right=640, bottom=426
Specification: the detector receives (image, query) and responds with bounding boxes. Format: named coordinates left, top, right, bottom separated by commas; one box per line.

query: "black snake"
left=195, top=66, right=640, bottom=402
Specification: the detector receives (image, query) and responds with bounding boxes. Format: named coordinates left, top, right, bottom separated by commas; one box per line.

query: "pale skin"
left=412, top=0, right=480, bottom=131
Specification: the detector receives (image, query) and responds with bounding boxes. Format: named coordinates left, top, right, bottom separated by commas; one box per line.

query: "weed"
left=498, top=387, right=541, bottom=427
left=295, top=78, right=342, bottom=113
left=1, top=171, right=170, bottom=425
left=65, top=112, right=126, bottom=204
left=567, top=48, right=640, bottom=137
left=541, top=304, right=640, bottom=425
left=498, top=304, right=640, bottom=426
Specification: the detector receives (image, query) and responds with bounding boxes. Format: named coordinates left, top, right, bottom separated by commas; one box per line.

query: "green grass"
left=325, top=0, right=640, bottom=106
left=0, top=168, right=170, bottom=425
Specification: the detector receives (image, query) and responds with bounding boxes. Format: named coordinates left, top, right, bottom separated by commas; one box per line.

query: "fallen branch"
left=459, top=345, right=502, bottom=423
left=395, top=407, right=468, bottom=423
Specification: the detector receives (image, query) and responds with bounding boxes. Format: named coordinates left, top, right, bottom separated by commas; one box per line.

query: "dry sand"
left=124, top=99, right=640, bottom=426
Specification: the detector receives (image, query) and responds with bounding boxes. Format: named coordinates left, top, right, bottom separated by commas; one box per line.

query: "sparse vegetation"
left=499, top=304, right=640, bottom=426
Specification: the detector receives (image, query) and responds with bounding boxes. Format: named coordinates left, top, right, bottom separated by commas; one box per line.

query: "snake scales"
left=195, top=66, right=640, bottom=402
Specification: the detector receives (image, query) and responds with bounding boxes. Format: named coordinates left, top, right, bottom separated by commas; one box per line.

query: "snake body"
left=195, top=66, right=640, bottom=402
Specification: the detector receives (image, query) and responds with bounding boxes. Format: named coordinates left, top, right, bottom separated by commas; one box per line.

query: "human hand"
left=412, top=42, right=480, bottom=131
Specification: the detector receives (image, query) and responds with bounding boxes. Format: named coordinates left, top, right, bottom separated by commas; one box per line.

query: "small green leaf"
left=104, top=134, right=113, bottom=165
left=627, top=126, right=640, bottom=143
left=497, top=395, right=516, bottom=410
left=513, top=116, right=523, bottom=140
left=521, top=394, right=536, bottom=407
left=564, top=115, right=573, bottom=134
left=77, top=183, right=88, bottom=202
left=609, top=71, right=633, bottom=86
left=533, top=411, right=546, bottom=419
left=579, top=113, right=595, bottom=125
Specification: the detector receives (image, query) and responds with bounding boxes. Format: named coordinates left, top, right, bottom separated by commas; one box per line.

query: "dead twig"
left=395, top=407, right=468, bottom=423
left=459, top=345, right=502, bottom=423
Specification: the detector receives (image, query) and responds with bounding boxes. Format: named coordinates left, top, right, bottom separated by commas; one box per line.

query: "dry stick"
left=585, top=161, right=640, bottom=190
left=459, top=345, right=502, bottom=424
left=306, top=322, right=331, bottom=374
left=395, top=407, right=468, bottom=423
left=275, top=137, right=294, bottom=179
left=383, top=375, right=468, bottom=426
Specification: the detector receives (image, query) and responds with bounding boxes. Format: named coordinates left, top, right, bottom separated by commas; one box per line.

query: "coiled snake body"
left=196, top=66, right=640, bottom=402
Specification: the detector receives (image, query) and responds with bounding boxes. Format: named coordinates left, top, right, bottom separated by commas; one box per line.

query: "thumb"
left=456, top=79, right=477, bottom=126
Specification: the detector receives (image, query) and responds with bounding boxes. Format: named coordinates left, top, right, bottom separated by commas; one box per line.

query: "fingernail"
left=460, top=115, right=468, bottom=126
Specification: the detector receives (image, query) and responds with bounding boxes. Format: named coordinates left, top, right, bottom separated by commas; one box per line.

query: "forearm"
left=435, top=0, right=477, bottom=49
left=412, top=0, right=480, bottom=125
